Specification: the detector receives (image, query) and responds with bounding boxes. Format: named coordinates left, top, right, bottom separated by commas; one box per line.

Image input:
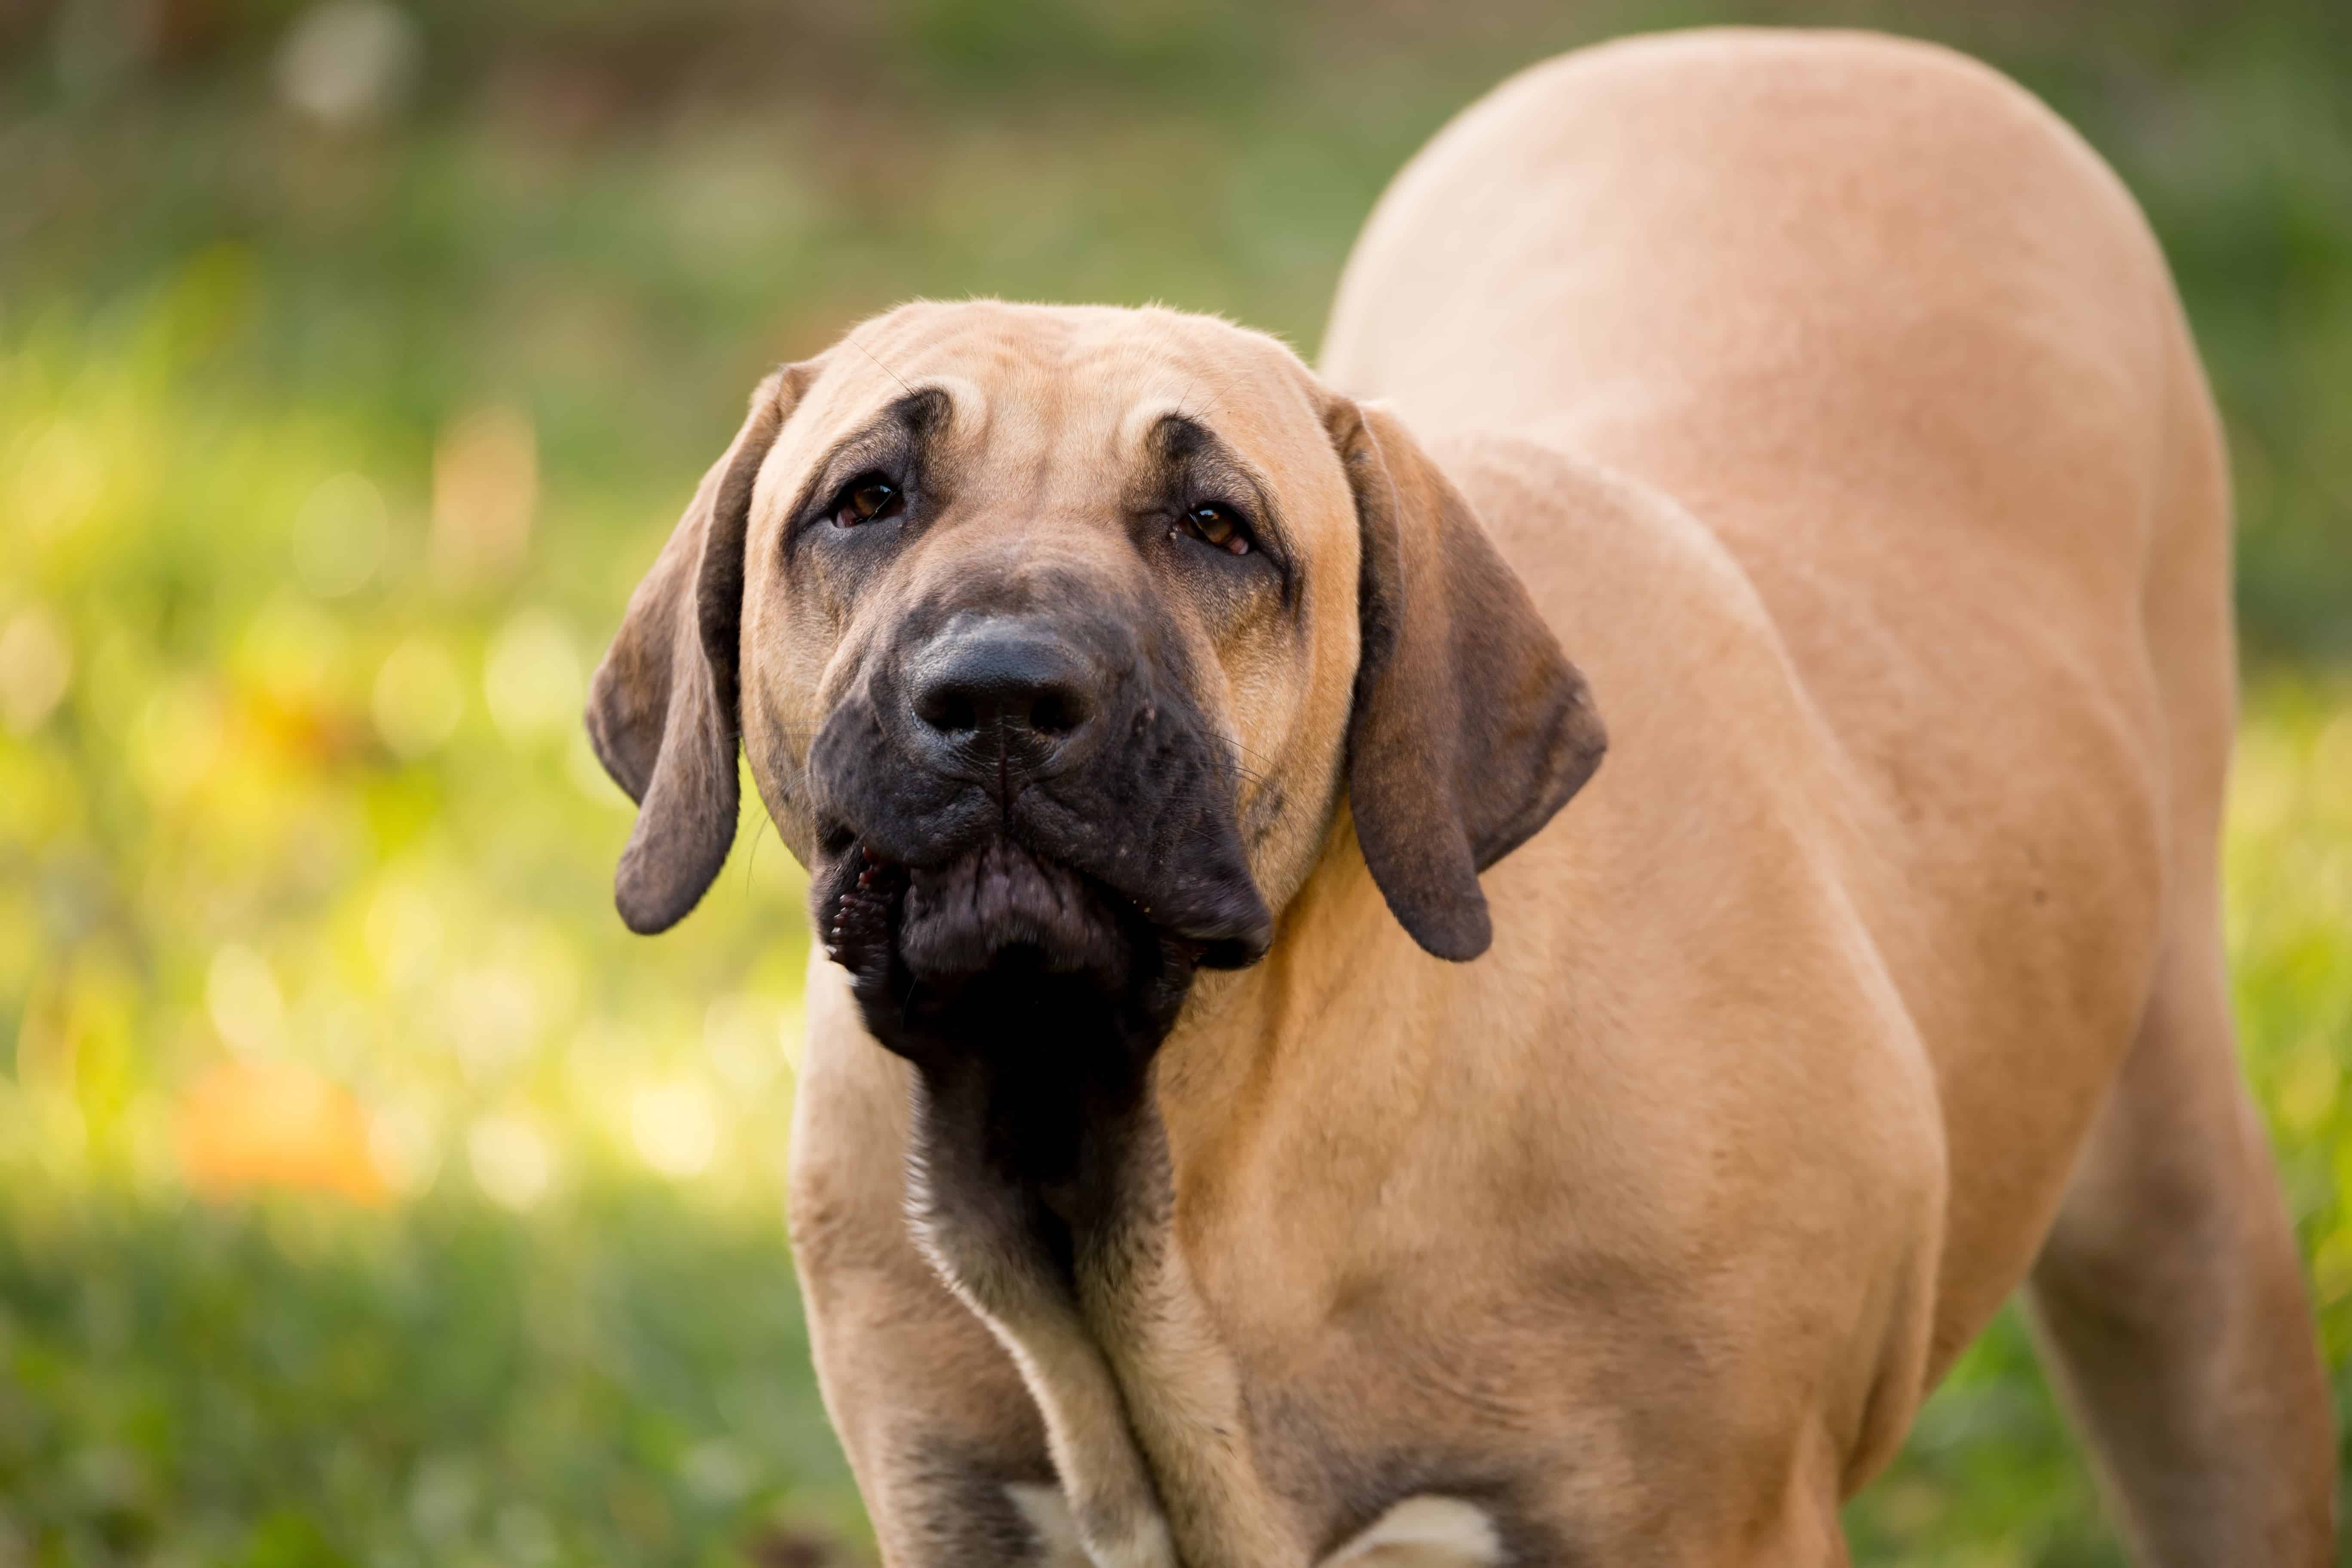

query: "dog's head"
left=587, top=303, right=1602, bottom=1045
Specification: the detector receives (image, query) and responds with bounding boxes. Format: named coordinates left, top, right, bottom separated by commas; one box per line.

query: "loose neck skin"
left=888, top=808, right=1444, bottom=1568
left=1157, top=802, right=1456, bottom=1215
left=1096, top=812, right=1473, bottom=1564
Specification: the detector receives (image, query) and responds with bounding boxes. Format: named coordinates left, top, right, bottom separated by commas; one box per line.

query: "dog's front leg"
left=900, top=1058, right=1178, bottom=1568
left=788, top=976, right=1087, bottom=1568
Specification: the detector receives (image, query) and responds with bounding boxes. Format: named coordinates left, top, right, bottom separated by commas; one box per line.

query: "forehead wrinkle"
left=1116, top=393, right=1200, bottom=462
left=1137, top=407, right=1287, bottom=530
left=833, top=383, right=953, bottom=461
left=1096, top=337, right=1247, bottom=444
left=866, top=301, right=1077, bottom=379
left=760, top=379, right=966, bottom=532
left=844, top=309, right=1304, bottom=524
left=943, top=363, right=1082, bottom=533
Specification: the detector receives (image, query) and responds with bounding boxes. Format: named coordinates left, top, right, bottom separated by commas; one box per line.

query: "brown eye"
left=833, top=478, right=901, bottom=527
left=1179, top=503, right=1250, bottom=555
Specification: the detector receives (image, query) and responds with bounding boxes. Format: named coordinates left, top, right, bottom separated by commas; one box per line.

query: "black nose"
left=909, top=622, right=1101, bottom=769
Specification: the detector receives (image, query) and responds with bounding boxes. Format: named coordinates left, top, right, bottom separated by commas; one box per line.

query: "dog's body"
left=591, top=29, right=2332, bottom=1568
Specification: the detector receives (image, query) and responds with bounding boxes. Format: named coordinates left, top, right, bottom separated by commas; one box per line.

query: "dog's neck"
left=1155, top=802, right=1455, bottom=1142
left=882, top=811, right=1455, bottom=1568
left=890, top=966, right=1305, bottom=1568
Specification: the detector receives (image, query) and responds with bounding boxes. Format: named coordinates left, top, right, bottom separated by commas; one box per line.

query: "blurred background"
left=1, top=0, right=2346, bottom=1562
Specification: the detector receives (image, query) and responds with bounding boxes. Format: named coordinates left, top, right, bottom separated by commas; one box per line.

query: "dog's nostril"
left=1029, top=692, right=1076, bottom=736
left=913, top=675, right=985, bottom=735
left=933, top=692, right=979, bottom=734
left=910, top=628, right=1099, bottom=750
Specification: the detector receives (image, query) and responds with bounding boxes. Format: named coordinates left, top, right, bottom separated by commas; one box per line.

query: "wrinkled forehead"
left=790, top=302, right=1333, bottom=484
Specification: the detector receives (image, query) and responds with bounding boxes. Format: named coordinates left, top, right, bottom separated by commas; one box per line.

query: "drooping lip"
left=903, top=838, right=1133, bottom=984
left=820, top=835, right=1142, bottom=981
left=815, top=828, right=1268, bottom=977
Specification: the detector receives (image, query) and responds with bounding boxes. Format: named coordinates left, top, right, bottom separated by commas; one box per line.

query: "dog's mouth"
left=812, top=814, right=1271, bottom=1072
left=822, top=835, right=1169, bottom=995
left=909, top=839, right=1130, bottom=985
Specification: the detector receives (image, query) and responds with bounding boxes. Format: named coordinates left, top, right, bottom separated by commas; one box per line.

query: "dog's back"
left=1327, top=19, right=2205, bottom=1361
left=1326, top=29, right=2332, bottom=1559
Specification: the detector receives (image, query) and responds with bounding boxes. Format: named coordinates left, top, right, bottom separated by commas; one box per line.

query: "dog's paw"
left=1003, top=1484, right=1090, bottom=1567
left=1319, top=1496, right=1503, bottom=1568
left=1003, top=1483, right=1174, bottom=1568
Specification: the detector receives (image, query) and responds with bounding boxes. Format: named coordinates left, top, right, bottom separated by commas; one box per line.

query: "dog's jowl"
left=591, top=29, right=2334, bottom=1568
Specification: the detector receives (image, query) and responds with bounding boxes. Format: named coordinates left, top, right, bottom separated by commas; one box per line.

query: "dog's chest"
left=906, top=1062, right=1528, bottom=1568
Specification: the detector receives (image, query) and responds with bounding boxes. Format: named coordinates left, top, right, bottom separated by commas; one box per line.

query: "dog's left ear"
left=586, top=364, right=811, bottom=934
left=1327, top=398, right=1607, bottom=962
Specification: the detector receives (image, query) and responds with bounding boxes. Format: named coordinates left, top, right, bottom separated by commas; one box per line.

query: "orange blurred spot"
left=430, top=405, right=537, bottom=588
left=176, top=1058, right=389, bottom=1204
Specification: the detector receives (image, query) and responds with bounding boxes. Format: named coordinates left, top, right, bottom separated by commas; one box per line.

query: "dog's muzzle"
left=808, top=606, right=1272, bottom=1015
left=903, top=619, right=1108, bottom=790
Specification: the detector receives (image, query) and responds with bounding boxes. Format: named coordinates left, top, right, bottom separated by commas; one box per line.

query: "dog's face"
left=588, top=302, right=1604, bottom=1048
left=758, top=306, right=1358, bottom=1009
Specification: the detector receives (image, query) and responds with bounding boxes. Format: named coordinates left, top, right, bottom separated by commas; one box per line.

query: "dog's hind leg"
left=2024, top=312, right=2336, bottom=1565
left=2024, top=923, right=2336, bottom=1566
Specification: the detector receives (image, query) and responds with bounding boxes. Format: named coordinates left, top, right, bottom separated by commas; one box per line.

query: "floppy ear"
left=1328, top=398, right=1607, bottom=962
left=586, top=366, right=808, bottom=934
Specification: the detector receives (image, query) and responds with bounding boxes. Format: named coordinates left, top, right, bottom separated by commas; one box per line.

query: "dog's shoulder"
left=1427, top=431, right=1822, bottom=786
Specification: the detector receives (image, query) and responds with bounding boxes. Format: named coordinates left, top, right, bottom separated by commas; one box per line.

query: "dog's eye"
left=1176, top=503, right=1250, bottom=555
left=833, top=477, right=902, bottom=528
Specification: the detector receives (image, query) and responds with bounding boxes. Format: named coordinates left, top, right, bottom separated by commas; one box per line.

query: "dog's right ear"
left=1326, top=397, right=1607, bottom=962
left=586, top=365, right=812, bottom=934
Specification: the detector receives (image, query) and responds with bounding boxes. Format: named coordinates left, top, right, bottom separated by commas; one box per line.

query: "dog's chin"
left=816, top=817, right=1270, bottom=1069
left=821, top=835, right=1157, bottom=998
left=894, top=839, right=1136, bottom=990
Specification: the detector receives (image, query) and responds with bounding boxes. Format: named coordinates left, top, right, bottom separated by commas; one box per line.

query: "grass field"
left=3, top=1, right=2349, bottom=1562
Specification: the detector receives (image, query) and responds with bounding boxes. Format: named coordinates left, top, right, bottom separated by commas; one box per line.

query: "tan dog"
left=589, top=29, right=2334, bottom=1567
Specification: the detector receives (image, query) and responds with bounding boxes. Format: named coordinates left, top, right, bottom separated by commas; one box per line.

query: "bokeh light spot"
left=291, top=471, right=390, bottom=598
left=447, top=961, right=545, bottom=1084
left=276, top=0, right=420, bottom=129
left=366, top=1096, right=442, bottom=1196
left=704, top=994, right=781, bottom=1092
left=466, top=1114, right=554, bottom=1210
left=129, top=679, right=227, bottom=807
left=13, top=420, right=104, bottom=543
left=372, top=637, right=464, bottom=757
left=363, top=878, right=442, bottom=988
left=484, top=609, right=583, bottom=744
left=630, top=1080, right=718, bottom=1179
left=0, top=605, right=73, bottom=734
left=430, top=406, right=537, bottom=588
left=206, top=944, right=288, bottom=1058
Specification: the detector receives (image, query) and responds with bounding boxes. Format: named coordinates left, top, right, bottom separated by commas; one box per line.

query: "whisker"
left=1221, top=738, right=1281, bottom=772
left=743, top=814, right=769, bottom=896
left=1204, top=734, right=1279, bottom=789
left=846, top=332, right=914, bottom=398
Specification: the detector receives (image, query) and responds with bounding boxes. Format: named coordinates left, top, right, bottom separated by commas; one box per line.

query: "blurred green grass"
left=0, top=1186, right=859, bottom=1567
left=2, top=1, right=2348, bottom=1563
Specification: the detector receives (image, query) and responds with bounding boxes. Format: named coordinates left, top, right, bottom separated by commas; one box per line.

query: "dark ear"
left=1328, top=398, right=1607, bottom=961
left=586, top=366, right=809, bottom=934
